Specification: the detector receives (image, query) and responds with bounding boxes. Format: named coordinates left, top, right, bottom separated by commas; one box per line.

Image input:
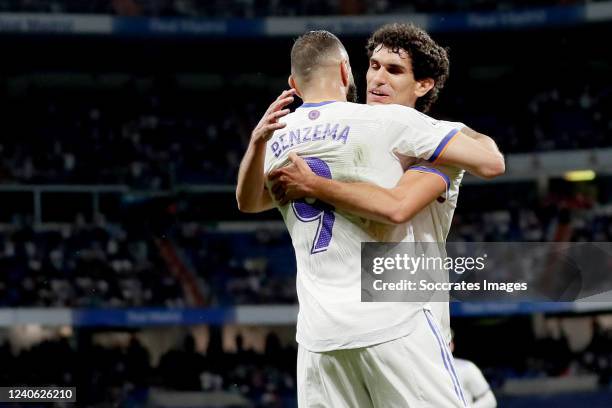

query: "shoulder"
left=368, top=103, right=418, bottom=118
left=333, top=102, right=423, bottom=122
left=332, top=101, right=384, bottom=116
left=438, top=120, right=466, bottom=131
left=375, top=105, right=452, bottom=131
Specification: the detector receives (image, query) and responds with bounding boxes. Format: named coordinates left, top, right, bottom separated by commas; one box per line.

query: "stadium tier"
left=0, top=76, right=609, bottom=187
left=1, top=188, right=611, bottom=308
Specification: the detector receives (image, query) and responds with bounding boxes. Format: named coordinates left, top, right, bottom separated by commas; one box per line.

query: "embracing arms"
left=269, top=152, right=447, bottom=224
left=434, top=127, right=504, bottom=180
left=238, top=90, right=505, bottom=225
left=269, top=126, right=504, bottom=224
left=236, top=90, right=295, bottom=213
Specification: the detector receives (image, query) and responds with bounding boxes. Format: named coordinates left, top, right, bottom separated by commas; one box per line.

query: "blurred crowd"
left=447, top=84, right=612, bottom=153
left=450, top=194, right=612, bottom=242
left=0, top=0, right=591, bottom=16
left=0, top=79, right=610, bottom=189
left=0, top=214, right=184, bottom=307
left=2, top=318, right=612, bottom=407
left=174, top=224, right=297, bottom=306
left=0, top=85, right=254, bottom=189
left=0, top=186, right=609, bottom=307
left=0, top=217, right=297, bottom=308
left=477, top=318, right=612, bottom=388
left=0, top=331, right=296, bottom=408
left=449, top=317, right=612, bottom=405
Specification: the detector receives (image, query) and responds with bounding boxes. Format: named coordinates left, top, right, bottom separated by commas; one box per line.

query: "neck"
left=300, top=76, right=347, bottom=104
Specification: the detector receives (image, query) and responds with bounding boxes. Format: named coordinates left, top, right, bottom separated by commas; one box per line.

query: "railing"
left=0, top=184, right=128, bottom=225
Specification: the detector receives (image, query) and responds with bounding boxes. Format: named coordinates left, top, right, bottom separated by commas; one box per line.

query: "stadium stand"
left=0, top=78, right=610, bottom=187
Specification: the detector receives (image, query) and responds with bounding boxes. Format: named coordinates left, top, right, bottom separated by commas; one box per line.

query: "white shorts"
left=297, top=308, right=467, bottom=408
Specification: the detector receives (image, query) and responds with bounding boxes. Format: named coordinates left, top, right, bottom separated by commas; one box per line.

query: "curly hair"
left=366, top=23, right=449, bottom=112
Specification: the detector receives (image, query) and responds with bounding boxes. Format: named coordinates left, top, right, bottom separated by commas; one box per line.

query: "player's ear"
left=288, top=75, right=303, bottom=98
left=339, top=60, right=349, bottom=87
left=415, top=78, right=435, bottom=97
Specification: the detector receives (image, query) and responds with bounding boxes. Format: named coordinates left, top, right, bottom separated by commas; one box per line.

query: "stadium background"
left=0, top=0, right=611, bottom=407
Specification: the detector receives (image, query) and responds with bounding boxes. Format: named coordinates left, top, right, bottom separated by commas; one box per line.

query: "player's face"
left=366, top=45, right=419, bottom=107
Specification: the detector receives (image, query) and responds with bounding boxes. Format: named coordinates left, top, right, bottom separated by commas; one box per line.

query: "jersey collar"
left=298, top=101, right=337, bottom=108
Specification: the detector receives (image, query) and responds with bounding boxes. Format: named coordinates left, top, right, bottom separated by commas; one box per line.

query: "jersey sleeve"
left=380, top=105, right=462, bottom=161
left=406, top=162, right=463, bottom=202
left=440, top=120, right=466, bottom=132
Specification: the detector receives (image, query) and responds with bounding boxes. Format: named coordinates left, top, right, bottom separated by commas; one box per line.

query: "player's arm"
left=236, top=90, right=294, bottom=213
left=386, top=107, right=505, bottom=179
left=268, top=152, right=446, bottom=225
left=461, top=126, right=502, bottom=155
left=430, top=129, right=505, bottom=179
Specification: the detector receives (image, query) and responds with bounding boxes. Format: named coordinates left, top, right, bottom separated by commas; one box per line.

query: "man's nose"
left=372, top=68, right=387, bottom=85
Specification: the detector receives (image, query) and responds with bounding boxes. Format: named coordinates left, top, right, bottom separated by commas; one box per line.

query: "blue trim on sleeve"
left=298, top=101, right=337, bottom=108
left=408, top=165, right=450, bottom=197
left=428, top=128, right=460, bottom=163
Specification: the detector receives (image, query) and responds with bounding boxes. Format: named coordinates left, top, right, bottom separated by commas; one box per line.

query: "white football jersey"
left=404, top=126, right=466, bottom=344
left=264, top=101, right=461, bottom=351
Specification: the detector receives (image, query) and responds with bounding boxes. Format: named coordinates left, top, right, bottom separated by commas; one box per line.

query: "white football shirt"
left=404, top=122, right=466, bottom=344
left=264, top=101, right=460, bottom=351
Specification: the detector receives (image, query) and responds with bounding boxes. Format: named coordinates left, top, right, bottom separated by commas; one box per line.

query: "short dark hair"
left=366, top=23, right=449, bottom=113
left=291, top=30, right=345, bottom=84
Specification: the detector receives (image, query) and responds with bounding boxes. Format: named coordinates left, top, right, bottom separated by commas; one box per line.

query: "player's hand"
left=268, top=152, right=317, bottom=205
left=250, top=89, right=295, bottom=146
